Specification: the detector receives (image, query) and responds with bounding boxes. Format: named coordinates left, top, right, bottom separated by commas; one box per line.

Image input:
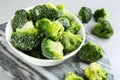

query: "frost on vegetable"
left=62, top=31, right=83, bottom=53
left=11, top=28, right=43, bottom=51
left=77, top=41, right=103, bottom=63
left=93, top=8, right=108, bottom=21
left=84, top=62, right=108, bottom=80
left=78, top=7, right=92, bottom=23
left=12, top=9, right=30, bottom=31
left=93, top=18, right=113, bottom=38
left=41, top=38, right=64, bottom=60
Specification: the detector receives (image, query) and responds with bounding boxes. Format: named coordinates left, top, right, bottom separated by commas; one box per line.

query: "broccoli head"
left=67, top=21, right=82, bottom=34
left=93, top=8, right=108, bottom=21
left=41, top=38, right=64, bottom=60
left=77, top=41, right=103, bottom=63
left=93, top=18, right=113, bottom=38
left=62, top=31, right=83, bottom=53
left=36, top=18, right=64, bottom=41
left=78, top=7, right=92, bottom=23
left=11, top=27, right=43, bottom=51
left=12, top=9, right=30, bottom=31
left=57, top=17, right=70, bottom=30
left=29, top=4, right=60, bottom=23
left=84, top=62, right=108, bottom=80
left=65, top=72, right=84, bottom=80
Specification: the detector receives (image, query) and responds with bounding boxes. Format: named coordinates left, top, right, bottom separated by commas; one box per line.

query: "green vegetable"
left=29, top=4, right=60, bottom=23
left=41, top=38, right=64, bottom=60
left=11, top=27, right=43, bottom=51
left=62, top=31, right=82, bottom=53
left=36, top=18, right=64, bottom=41
left=65, top=72, right=84, bottom=80
left=77, top=41, right=103, bottom=63
left=78, top=7, right=92, bottom=23
left=57, top=17, right=70, bottom=30
left=35, top=18, right=51, bottom=32
left=84, top=62, right=108, bottom=80
left=12, top=9, right=30, bottom=31
left=93, top=8, right=108, bottom=21
left=56, top=4, right=65, bottom=11
left=93, top=18, right=113, bottom=38
left=67, top=21, right=82, bottom=34
left=60, top=11, right=73, bottom=21
left=45, top=3, right=55, bottom=8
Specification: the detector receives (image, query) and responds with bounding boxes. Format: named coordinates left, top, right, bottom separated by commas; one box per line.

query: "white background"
left=0, top=0, right=120, bottom=80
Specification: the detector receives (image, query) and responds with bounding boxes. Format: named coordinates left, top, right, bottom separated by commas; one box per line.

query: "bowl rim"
left=5, top=6, right=85, bottom=63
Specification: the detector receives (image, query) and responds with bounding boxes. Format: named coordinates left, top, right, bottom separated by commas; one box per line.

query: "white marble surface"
left=0, top=0, right=119, bottom=80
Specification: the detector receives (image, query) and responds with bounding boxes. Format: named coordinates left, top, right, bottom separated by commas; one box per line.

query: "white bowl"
left=5, top=6, right=85, bottom=66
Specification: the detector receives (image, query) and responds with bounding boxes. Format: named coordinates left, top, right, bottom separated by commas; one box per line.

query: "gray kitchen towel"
left=0, top=23, right=113, bottom=80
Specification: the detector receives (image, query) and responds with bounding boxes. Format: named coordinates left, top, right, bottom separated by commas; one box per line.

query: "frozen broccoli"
left=93, top=18, right=113, bottom=38
left=41, top=38, right=64, bottom=60
left=56, top=4, right=65, bottom=11
left=45, top=3, right=55, bottom=8
left=59, top=10, right=73, bottom=22
left=11, top=27, right=43, bottom=51
left=29, top=4, right=60, bottom=23
left=84, top=62, right=108, bottom=80
left=62, top=31, right=83, bottom=53
left=77, top=41, right=103, bottom=63
left=93, top=8, right=108, bottom=21
left=36, top=18, right=64, bottom=41
left=57, top=17, right=70, bottom=30
left=78, top=7, right=92, bottom=23
left=65, top=72, right=84, bottom=80
left=48, top=21, right=64, bottom=41
left=12, top=9, right=30, bottom=31
left=67, top=21, right=82, bottom=34
left=35, top=18, right=51, bottom=32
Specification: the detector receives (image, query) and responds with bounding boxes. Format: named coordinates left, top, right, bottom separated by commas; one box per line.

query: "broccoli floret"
left=57, top=17, right=70, bottom=30
left=29, top=4, right=60, bottom=23
left=84, top=62, right=108, bottom=80
left=35, top=18, right=51, bottom=32
left=78, top=7, right=92, bottom=23
left=11, top=27, right=43, bottom=51
left=67, top=21, right=82, bottom=34
left=77, top=41, right=103, bottom=63
left=41, top=38, right=64, bottom=60
left=45, top=3, right=56, bottom=8
left=36, top=18, right=64, bottom=41
left=12, top=9, right=30, bottom=31
left=59, top=10, right=73, bottom=21
left=65, top=72, right=84, bottom=80
left=93, top=18, right=113, bottom=38
left=62, top=31, right=82, bottom=53
left=56, top=4, right=65, bottom=11
left=93, top=8, right=108, bottom=21
left=56, top=3, right=72, bottom=21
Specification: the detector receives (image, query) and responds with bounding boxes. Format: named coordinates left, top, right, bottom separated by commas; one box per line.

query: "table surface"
left=0, top=0, right=120, bottom=80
